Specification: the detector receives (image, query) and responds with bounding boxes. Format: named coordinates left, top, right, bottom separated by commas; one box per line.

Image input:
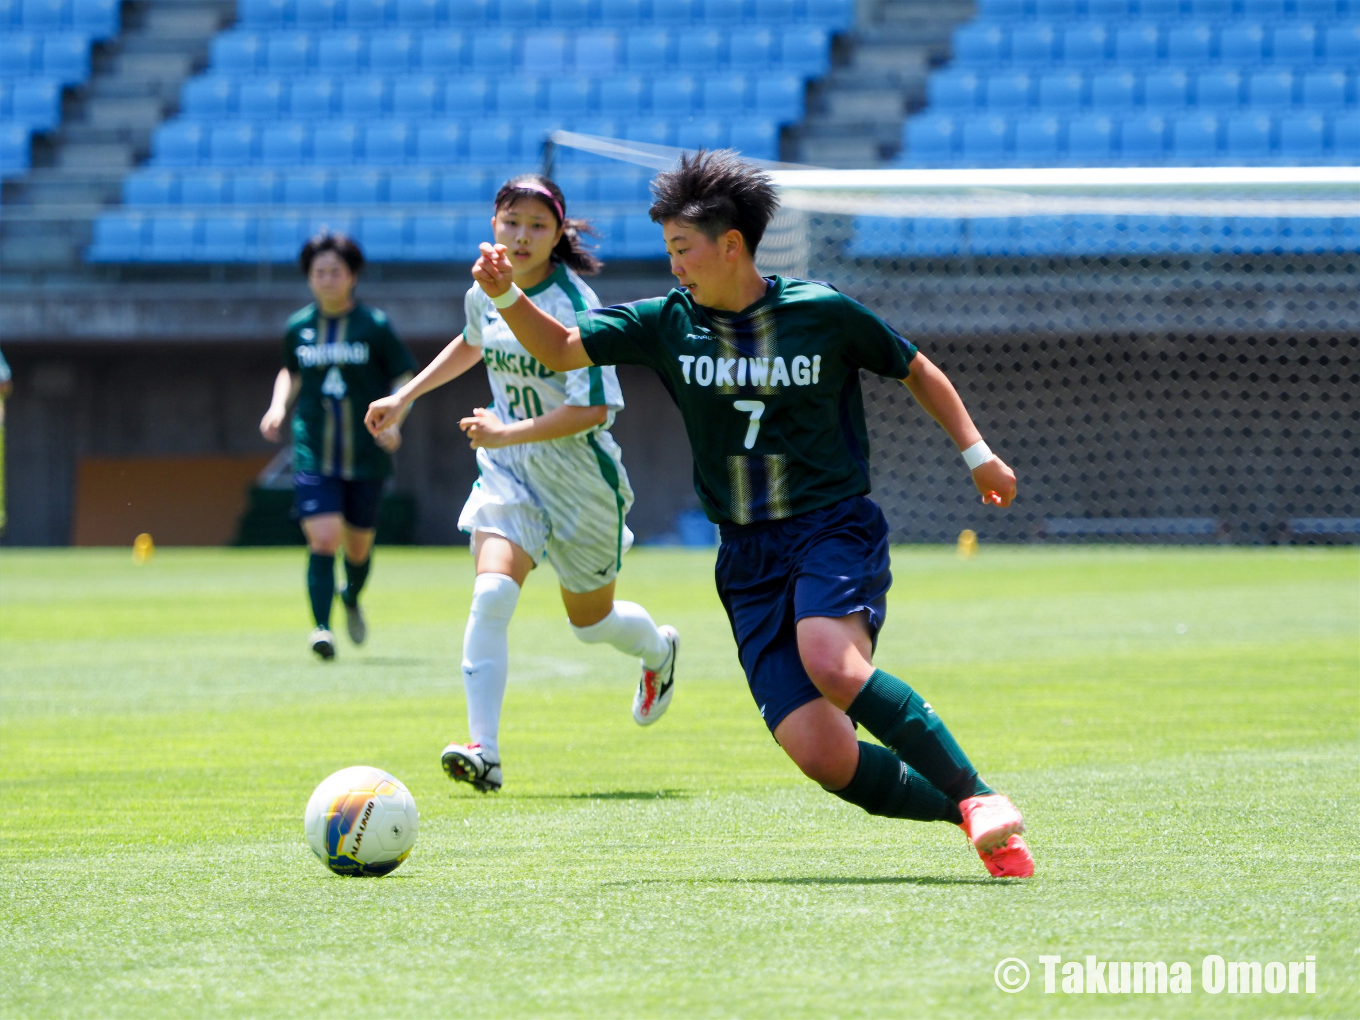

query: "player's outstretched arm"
left=472, top=243, right=593, bottom=372
left=260, top=368, right=300, bottom=442
left=365, top=337, right=480, bottom=437
left=903, top=353, right=1017, bottom=507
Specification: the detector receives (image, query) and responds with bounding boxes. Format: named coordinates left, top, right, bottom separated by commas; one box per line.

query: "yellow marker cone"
left=132, top=533, right=155, bottom=565
left=957, top=529, right=978, bottom=560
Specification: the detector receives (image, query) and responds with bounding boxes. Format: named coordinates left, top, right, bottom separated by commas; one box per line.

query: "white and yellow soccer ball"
left=304, top=766, right=418, bottom=876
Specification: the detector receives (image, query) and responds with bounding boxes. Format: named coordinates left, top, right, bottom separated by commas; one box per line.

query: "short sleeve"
left=837, top=293, right=918, bottom=378
left=577, top=299, right=665, bottom=368
left=563, top=364, right=625, bottom=409
left=462, top=287, right=484, bottom=348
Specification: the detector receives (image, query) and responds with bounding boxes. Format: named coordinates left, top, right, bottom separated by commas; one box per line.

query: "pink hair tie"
left=515, top=182, right=565, bottom=223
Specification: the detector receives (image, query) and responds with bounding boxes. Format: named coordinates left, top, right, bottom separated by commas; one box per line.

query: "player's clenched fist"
left=472, top=242, right=514, bottom=299
left=364, top=393, right=405, bottom=436
left=972, top=456, right=1017, bottom=507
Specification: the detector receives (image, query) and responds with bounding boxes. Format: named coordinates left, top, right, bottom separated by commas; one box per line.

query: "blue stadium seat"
left=1090, top=70, right=1136, bottom=110
left=1333, top=112, right=1360, bottom=154
left=396, top=0, right=440, bottom=26
left=1321, top=25, right=1360, bottom=65
left=21, top=0, right=66, bottom=31
left=597, top=75, right=644, bottom=114
left=211, top=32, right=260, bottom=73
left=677, top=28, right=724, bottom=71
left=1241, top=0, right=1285, bottom=17
left=598, top=0, right=644, bottom=26
left=776, top=27, right=831, bottom=75
left=624, top=117, right=672, bottom=147
left=1113, top=24, right=1159, bottom=65
left=1010, top=25, right=1056, bottom=66
left=444, top=76, right=490, bottom=116
left=574, top=30, right=620, bottom=73
left=283, top=169, right=332, bottom=204
left=551, top=165, right=595, bottom=202
left=676, top=117, right=725, bottom=150
left=753, top=74, right=803, bottom=119
left=1014, top=114, right=1061, bottom=161
left=445, top=0, right=490, bottom=23
left=438, top=167, right=486, bottom=201
left=904, top=114, right=955, bottom=162
left=1279, top=216, right=1331, bottom=252
left=1246, top=70, right=1293, bottom=108
left=231, top=169, right=280, bottom=203
left=616, top=211, right=662, bottom=258
left=930, top=71, right=981, bottom=111
left=466, top=120, right=516, bottom=160
left=1227, top=216, right=1280, bottom=254
left=181, top=171, right=227, bottom=204
left=546, top=0, right=590, bottom=26
left=848, top=215, right=909, bottom=257
left=910, top=217, right=962, bottom=256
left=359, top=213, right=408, bottom=259
left=42, top=34, right=91, bottom=82
left=239, top=0, right=287, bottom=28
left=1295, top=0, right=1338, bottom=17
left=985, top=71, right=1033, bottom=110
left=0, top=35, right=38, bottom=76
left=960, top=116, right=1008, bottom=160
left=495, top=76, right=540, bottom=115
left=1271, top=24, right=1317, bottom=66
left=1219, top=24, right=1265, bottom=65
left=266, top=33, right=313, bottom=75
left=339, top=77, right=386, bottom=118
left=153, top=121, right=205, bottom=166
left=805, top=0, right=854, bottom=30
left=953, top=24, right=1007, bottom=66
left=496, top=0, right=540, bottom=27
left=1278, top=112, right=1323, bottom=156
left=298, top=0, right=341, bottom=29
left=1066, top=114, right=1113, bottom=160
left=727, top=117, right=777, bottom=158
left=1170, top=113, right=1218, bottom=158
left=388, top=168, right=434, bottom=202
left=1143, top=69, right=1190, bottom=108
left=1188, top=0, right=1230, bottom=17
left=313, top=120, right=359, bottom=163
left=317, top=32, right=364, bottom=74
left=290, top=78, right=337, bottom=118
left=199, top=213, right=254, bottom=260
left=1299, top=69, right=1345, bottom=108
left=1036, top=0, right=1079, bottom=19
left=651, top=0, right=696, bottom=26
left=700, top=74, right=747, bottom=113
left=1120, top=114, right=1167, bottom=160
left=410, top=212, right=463, bottom=258
left=1225, top=112, right=1272, bottom=156
left=624, top=28, right=671, bottom=70
left=392, top=76, right=437, bottom=117
left=417, top=121, right=462, bottom=163
left=698, top=0, right=741, bottom=24
left=11, top=78, right=61, bottom=130
left=260, top=122, right=308, bottom=164
left=752, top=0, right=796, bottom=21
left=1062, top=26, right=1108, bottom=67
left=148, top=213, right=199, bottom=260
left=71, top=0, right=118, bottom=37
left=418, top=31, right=465, bottom=72
left=1015, top=215, right=1068, bottom=254
left=1139, top=0, right=1181, bottom=17
left=261, top=215, right=307, bottom=260
left=977, top=0, right=1026, bottom=18
left=1037, top=71, right=1083, bottom=111
left=182, top=77, right=233, bottom=118
left=370, top=30, right=415, bottom=72
left=1166, top=24, right=1211, bottom=64
left=334, top=170, right=383, bottom=204
left=546, top=76, right=591, bottom=115
left=123, top=170, right=177, bottom=206
left=524, top=30, right=569, bottom=72
left=345, top=0, right=391, bottom=28
left=362, top=119, right=411, bottom=163
left=1087, top=0, right=1131, bottom=18
left=652, top=74, right=697, bottom=116
left=729, top=28, right=773, bottom=70
left=209, top=122, right=256, bottom=165
left=238, top=78, right=284, bottom=119
left=88, top=212, right=146, bottom=260
left=1196, top=70, right=1242, bottom=109
left=966, top=216, right=1017, bottom=256
left=470, top=30, right=514, bottom=71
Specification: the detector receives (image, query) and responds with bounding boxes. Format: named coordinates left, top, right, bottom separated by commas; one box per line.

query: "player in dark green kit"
left=260, top=232, right=415, bottom=660
left=472, top=151, right=1035, bottom=878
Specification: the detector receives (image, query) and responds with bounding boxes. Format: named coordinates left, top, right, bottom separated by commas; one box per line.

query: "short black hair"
left=648, top=149, right=780, bottom=256
left=299, top=230, right=364, bottom=275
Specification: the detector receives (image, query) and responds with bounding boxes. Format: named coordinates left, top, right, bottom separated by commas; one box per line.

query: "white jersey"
left=463, top=264, right=624, bottom=427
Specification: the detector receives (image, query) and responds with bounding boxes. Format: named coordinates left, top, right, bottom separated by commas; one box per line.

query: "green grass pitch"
left=1, top=545, right=1356, bottom=1018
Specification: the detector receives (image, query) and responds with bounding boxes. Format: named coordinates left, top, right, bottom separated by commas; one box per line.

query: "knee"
left=799, top=649, right=865, bottom=698
left=787, top=741, right=858, bottom=790
left=470, top=572, right=520, bottom=621
left=308, top=535, right=341, bottom=556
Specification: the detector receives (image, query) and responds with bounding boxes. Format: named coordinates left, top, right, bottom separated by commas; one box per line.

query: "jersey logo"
left=299, top=328, right=316, bottom=341
left=677, top=354, right=821, bottom=388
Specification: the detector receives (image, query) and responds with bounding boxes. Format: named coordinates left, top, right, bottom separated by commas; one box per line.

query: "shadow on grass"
left=515, top=789, right=690, bottom=802
left=352, top=657, right=436, bottom=667
left=603, top=875, right=1002, bottom=887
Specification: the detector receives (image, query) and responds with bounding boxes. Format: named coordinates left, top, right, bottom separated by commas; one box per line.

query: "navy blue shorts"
left=294, top=473, right=384, bottom=530
left=715, top=495, right=892, bottom=734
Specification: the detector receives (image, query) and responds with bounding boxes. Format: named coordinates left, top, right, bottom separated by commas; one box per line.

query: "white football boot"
left=632, top=625, right=678, bottom=726
left=309, top=626, right=336, bottom=661
left=440, top=742, right=503, bottom=793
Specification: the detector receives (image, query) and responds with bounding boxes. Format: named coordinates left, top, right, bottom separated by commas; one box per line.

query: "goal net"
left=550, top=132, right=1360, bottom=545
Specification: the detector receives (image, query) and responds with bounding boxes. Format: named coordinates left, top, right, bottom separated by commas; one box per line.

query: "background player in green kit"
left=260, top=232, right=415, bottom=660
left=472, top=151, right=1035, bottom=879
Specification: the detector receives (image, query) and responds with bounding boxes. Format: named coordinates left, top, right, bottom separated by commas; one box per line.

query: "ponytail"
left=494, top=173, right=603, bottom=277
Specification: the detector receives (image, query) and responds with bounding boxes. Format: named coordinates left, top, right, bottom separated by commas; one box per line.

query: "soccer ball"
left=304, top=766, right=418, bottom=876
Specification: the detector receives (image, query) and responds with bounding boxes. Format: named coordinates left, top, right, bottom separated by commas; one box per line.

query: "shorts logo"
left=301, top=500, right=319, bottom=511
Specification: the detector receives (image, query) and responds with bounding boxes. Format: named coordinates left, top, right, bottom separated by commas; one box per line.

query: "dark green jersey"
left=283, top=302, right=415, bottom=480
left=578, top=277, right=917, bottom=526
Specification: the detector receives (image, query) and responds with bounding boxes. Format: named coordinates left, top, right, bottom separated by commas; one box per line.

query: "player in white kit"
left=365, top=175, right=678, bottom=792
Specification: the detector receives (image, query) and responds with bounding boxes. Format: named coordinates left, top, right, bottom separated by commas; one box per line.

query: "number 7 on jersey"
left=733, top=400, right=765, bottom=450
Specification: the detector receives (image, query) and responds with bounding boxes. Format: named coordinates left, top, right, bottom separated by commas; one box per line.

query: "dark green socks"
left=341, top=556, right=371, bottom=607
left=307, top=553, right=335, bottom=629
left=831, top=742, right=963, bottom=824
left=847, top=669, right=994, bottom=804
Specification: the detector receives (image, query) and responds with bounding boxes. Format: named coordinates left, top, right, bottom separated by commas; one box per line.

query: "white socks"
left=460, top=572, right=520, bottom=761
left=571, top=601, right=671, bottom=670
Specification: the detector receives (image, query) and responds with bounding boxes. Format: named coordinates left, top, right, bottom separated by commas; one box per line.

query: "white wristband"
left=962, top=440, right=994, bottom=471
left=490, top=285, right=522, bottom=310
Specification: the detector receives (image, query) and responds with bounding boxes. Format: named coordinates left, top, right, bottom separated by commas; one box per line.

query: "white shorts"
left=458, top=429, right=636, bottom=594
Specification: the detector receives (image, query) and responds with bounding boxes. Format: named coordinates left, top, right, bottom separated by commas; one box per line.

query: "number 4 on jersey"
left=321, top=366, right=347, bottom=399
left=733, top=400, right=765, bottom=450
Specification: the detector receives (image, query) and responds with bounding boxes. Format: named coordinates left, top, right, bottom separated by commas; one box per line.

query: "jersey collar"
left=521, top=262, right=563, bottom=298
left=684, top=276, right=783, bottom=321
